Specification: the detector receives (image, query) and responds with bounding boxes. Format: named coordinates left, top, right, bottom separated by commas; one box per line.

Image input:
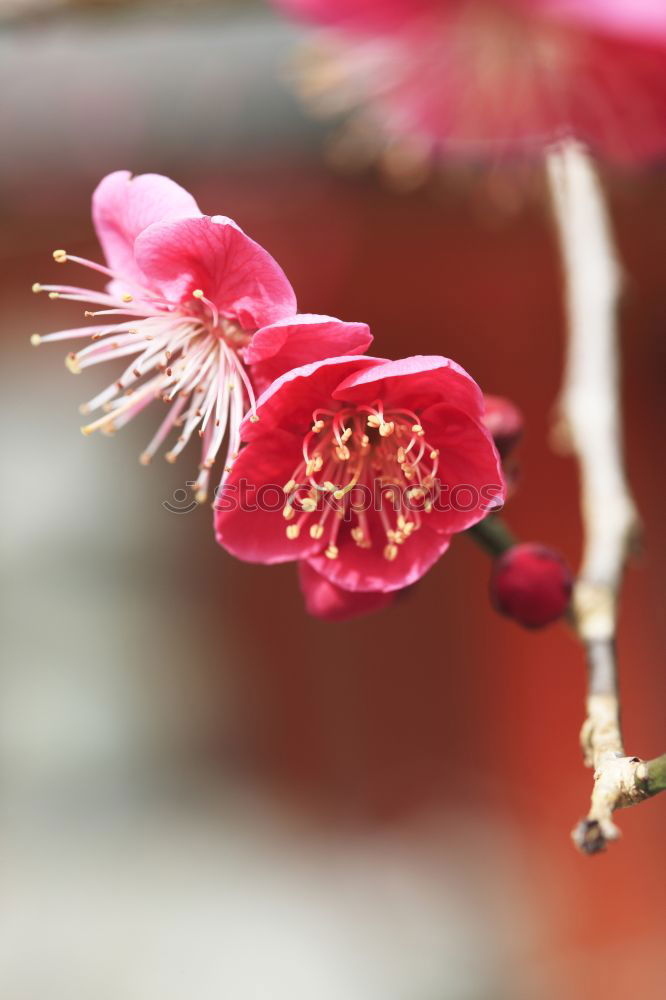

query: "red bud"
left=490, top=543, right=572, bottom=628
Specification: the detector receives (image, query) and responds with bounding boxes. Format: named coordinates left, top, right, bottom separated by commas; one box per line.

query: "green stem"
left=641, top=754, right=666, bottom=797
left=467, top=514, right=517, bottom=559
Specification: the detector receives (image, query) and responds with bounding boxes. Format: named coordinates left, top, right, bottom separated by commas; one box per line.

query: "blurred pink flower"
left=215, top=354, right=504, bottom=594
left=33, top=171, right=371, bottom=501
left=298, top=561, right=395, bottom=620
left=277, top=0, right=666, bottom=165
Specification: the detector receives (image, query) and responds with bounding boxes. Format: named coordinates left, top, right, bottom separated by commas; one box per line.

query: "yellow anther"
left=397, top=447, right=406, bottom=463
left=309, top=523, right=324, bottom=539
left=139, top=452, right=151, bottom=466
left=32, top=283, right=42, bottom=293
left=283, top=479, right=297, bottom=494
left=383, top=543, right=399, bottom=561
left=249, top=414, right=260, bottom=423
left=286, top=524, right=301, bottom=540
left=165, top=452, right=177, bottom=464
left=30, top=333, right=41, bottom=347
left=366, top=414, right=381, bottom=428
left=325, top=544, right=339, bottom=560
left=333, top=489, right=346, bottom=500
left=340, top=427, right=352, bottom=443
left=52, top=249, right=67, bottom=263
left=283, top=505, right=295, bottom=521
left=323, top=481, right=336, bottom=492
left=361, top=434, right=370, bottom=448
left=312, top=420, right=325, bottom=433
left=301, top=497, right=317, bottom=513
left=192, top=289, right=205, bottom=299
left=351, top=527, right=366, bottom=546
left=430, top=449, right=439, bottom=460
left=379, top=421, right=395, bottom=437
left=48, top=291, right=60, bottom=299
left=335, top=445, right=350, bottom=461
left=411, top=424, right=425, bottom=436
left=65, top=353, right=81, bottom=375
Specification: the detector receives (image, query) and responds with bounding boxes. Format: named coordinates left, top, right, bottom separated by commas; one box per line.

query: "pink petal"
left=92, top=171, right=200, bottom=292
left=214, top=428, right=322, bottom=564
left=298, top=562, right=395, bottom=621
left=308, top=521, right=452, bottom=593
left=134, top=215, right=297, bottom=329
left=246, top=314, right=373, bottom=395
left=419, top=403, right=506, bottom=536
left=274, top=0, right=430, bottom=32
left=240, top=355, right=385, bottom=444
left=333, top=355, right=485, bottom=422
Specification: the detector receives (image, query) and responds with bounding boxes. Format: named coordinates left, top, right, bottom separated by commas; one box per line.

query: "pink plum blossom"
left=298, top=561, right=395, bottom=620
left=215, top=354, right=505, bottom=595
left=276, top=0, right=666, bottom=165
left=32, top=171, right=371, bottom=501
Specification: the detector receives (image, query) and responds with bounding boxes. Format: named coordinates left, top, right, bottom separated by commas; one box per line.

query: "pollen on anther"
left=32, top=283, right=42, bottom=294
left=325, top=544, right=339, bottom=559
left=121, top=293, right=133, bottom=303
left=65, top=353, right=81, bottom=375
left=52, top=249, right=67, bottom=263
left=379, top=421, right=395, bottom=437
left=284, top=479, right=297, bottom=494
left=383, top=543, right=399, bottom=561
left=310, top=524, right=324, bottom=539
left=30, top=333, right=41, bottom=347
left=430, top=449, right=440, bottom=459
left=48, top=292, right=60, bottom=300
left=283, top=505, right=295, bottom=521
left=411, top=424, right=425, bottom=436
left=249, top=414, right=260, bottom=423
left=286, top=524, right=300, bottom=540
left=192, top=289, right=205, bottom=299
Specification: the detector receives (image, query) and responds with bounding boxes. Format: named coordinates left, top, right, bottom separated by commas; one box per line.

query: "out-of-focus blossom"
left=490, top=542, right=572, bottom=627
left=482, top=394, right=524, bottom=459
left=215, top=354, right=504, bottom=596
left=276, top=0, right=666, bottom=170
left=298, top=561, right=395, bottom=620
left=32, top=172, right=371, bottom=501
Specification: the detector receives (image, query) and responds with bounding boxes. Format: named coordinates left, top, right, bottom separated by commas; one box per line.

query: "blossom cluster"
left=33, top=171, right=508, bottom=620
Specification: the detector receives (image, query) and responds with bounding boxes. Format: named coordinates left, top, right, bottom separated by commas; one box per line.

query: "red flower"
left=276, top=0, right=666, bottom=165
left=32, top=171, right=371, bottom=500
left=215, top=354, right=505, bottom=595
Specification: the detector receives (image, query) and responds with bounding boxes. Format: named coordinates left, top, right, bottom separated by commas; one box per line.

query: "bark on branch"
left=546, top=140, right=660, bottom=854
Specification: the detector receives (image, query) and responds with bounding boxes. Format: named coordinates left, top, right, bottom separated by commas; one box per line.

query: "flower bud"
left=482, top=395, right=523, bottom=460
left=490, top=543, right=572, bottom=628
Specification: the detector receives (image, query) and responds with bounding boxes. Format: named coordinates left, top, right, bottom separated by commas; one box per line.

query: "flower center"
left=282, top=403, right=440, bottom=561
left=32, top=251, right=258, bottom=502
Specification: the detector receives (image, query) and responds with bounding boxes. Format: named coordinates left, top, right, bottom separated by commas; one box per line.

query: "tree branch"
left=546, top=140, right=660, bottom=854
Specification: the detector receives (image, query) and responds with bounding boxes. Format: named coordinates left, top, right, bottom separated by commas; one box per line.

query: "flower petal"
left=240, top=355, right=385, bottom=443
left=308, top=520, right=451, bottom=593
left=246, top=314, right=373, bottom=395
left=421, top=402, right=506, bottom=535
left=92, top=171, right=200, bottom=292
left=333, top=355, right=485, bottom=422
left=214, top=428, right=322, bottom=564
left=298, top=561, right=395, bottom=621
left=134, top=215, right=296, bottom=329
